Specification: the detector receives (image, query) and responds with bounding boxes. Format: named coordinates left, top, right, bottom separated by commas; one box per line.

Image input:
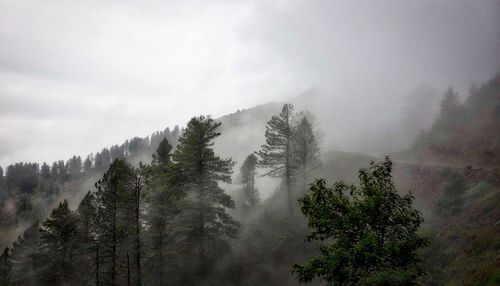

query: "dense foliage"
left=293, top=158, right=427, bottom=285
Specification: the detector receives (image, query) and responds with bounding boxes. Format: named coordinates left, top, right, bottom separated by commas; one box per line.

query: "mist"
left=0, top=1, right=499, bottom=285
left=1, top=0, right=498, bottom=168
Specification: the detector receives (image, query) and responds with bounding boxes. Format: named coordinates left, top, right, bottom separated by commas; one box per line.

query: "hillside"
left=0, top=75, right=498, bottom=284
left=410, top=74, right=500, bottom=166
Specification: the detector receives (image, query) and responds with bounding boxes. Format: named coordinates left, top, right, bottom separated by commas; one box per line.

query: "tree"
left=83, top=154, right=94, bottom=173
left=34, top=200, right=80, bottom=285
left=40, top=163, right=51, bottom=179
left=436, top=88, right=461, bottom=128
left=76, top=191, right=99, bottom=285
left=152, top=138, right=172, bottom=172
left=239, top=153, right=259, bottom=209
left=95, top=159, right=131, bottom=285
left=0, top=247, right=10, bottom=286
left=257, top=103, right=300, bottom=212
left=94, top=149, right=111, bottom=171
left=145, top=138, right=176, bottom=286
left=293, top=158, right=427, bottom=286
left=170, top=116, right=238, bottom=282
left=67, top=156, right=82, bottom=176
left=291, top=117, right=321, bottom=193
left=9, top=222, right=39, bottom=285
left=124, top=164, right=148, bottom=286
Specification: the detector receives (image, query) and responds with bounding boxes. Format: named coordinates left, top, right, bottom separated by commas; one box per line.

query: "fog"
left=0, top=0, right=498, bottom=167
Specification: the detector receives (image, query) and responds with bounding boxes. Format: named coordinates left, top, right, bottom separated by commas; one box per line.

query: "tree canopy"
left=293, top=157, right=427, bottom=286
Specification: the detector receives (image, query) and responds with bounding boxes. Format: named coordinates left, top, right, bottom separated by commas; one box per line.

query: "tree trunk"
left=111, top=183, right=117, bottom=286
left=135, top=178, right=142, bottom=286
left=95, top=244, right=100, bottom=286
left=127, top=251, right=131, bottom=286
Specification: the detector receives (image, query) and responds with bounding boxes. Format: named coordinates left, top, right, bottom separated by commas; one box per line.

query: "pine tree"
left=145, top=138, right=176, bottom=286
left=95, top=159, right=131, bottom=285
left=126, top=164, right=147, bottom=286
left=257, top=103, right=300, bottom=212
left=170, top=116, right=238, bottom=282
left=0, top=247, right=10, bottom=286
left=40, top=163, right=51, bottom=179
left=83, top=154, right=94, bottom=173
left=67, top=156, right=82, bottom=176
left=9, top=221, right=39, bottom=285
left=34, top=200, right=80, bottom=285
left=291, top=117, right=320, bottom=193
left=76, top=191, right=98, bottom=285
left=436, top=88, right=461, bottom=128
left=239, top=153, right=259, bottom=209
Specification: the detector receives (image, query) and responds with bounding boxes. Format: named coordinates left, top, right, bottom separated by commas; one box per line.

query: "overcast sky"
left=0, top=0, right=498, bottom=167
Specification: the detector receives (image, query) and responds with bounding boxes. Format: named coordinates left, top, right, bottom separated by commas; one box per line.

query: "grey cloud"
left=0, top=0, right=498, bottom=167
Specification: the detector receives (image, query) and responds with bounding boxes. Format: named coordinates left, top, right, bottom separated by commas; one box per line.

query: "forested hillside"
left=0, top=75, right=498, bottom=285
left=411, top=75, right=500, bottom=166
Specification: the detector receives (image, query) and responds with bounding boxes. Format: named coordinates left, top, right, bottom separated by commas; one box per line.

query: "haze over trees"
left=238, top=154, right=259, bottom=209
left=256, top=104, right=321, bottom=213
left=0, top=73, right=498, bottom=285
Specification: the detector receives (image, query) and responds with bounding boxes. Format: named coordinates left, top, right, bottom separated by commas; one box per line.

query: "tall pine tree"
left=145, top=138, right=177, bottom=286
left=95, top=159, right=131, bottom=286
left=291, top=116, right=320, bottom=193
left=170, top=116, right=238, bottom=283
left=34, top=200, right=80, bottom=285
left=239, top=153, right=259, bottom=209
left=257, top=103, right=300, bottom=212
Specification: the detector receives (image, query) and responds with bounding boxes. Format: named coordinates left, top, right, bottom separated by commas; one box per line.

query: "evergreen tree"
left=124, top=164, right=147, bottom=286
left=145, top=138, right=176, bottom=286
left=34, top=200, right=80, bottom=285
left=40, top=163, right=51, bottom=180
left=291, top=117, right=320, bottom=193
left=436, top=88, right=461, bottom=127
left=95, top=159, right=131, bottom=285
left=239, top=153, right=259, bottom=209
left=152, top=138, right=172, bottom=172
left=9, top=221, right=39, bottom=285
left=94, top=149, right=111, bottom=171
left=67, top=156, right=83, bottom=176
left=0, top=247, right=10, bottom=286
left=257, top=103, right=300, bottom=212
left=76, top=191, right=99, bottom=285
left=170, top=116, right=238, bottom=283
left=293, top=158, right=427, bottom=285
left=83, top=154, right=94, bottom=173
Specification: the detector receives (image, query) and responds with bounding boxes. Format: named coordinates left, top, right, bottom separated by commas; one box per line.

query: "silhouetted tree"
left=9, top=222, right=40, bottom=285
left=0, top=247, right=10, bottom=286
left=83, top=154, right=94, bottom=173
left=291, top=117, right=320, bottom=193
left=40, top=163, right=51, bottom=180
left=170, top=116, right=238, bottom=282
left=239, top=154, right=259, bottom=209
left=34, top=200, right=79, bottom=285
left=257, top=103, right=300, bottom=212
left=95, top=159, right=131, bottom=285
left=145, top=138, right=176, bottom=286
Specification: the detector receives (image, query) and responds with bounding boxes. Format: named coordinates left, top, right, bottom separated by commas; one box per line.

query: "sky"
left=0, top=0, right=499, bottom=168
